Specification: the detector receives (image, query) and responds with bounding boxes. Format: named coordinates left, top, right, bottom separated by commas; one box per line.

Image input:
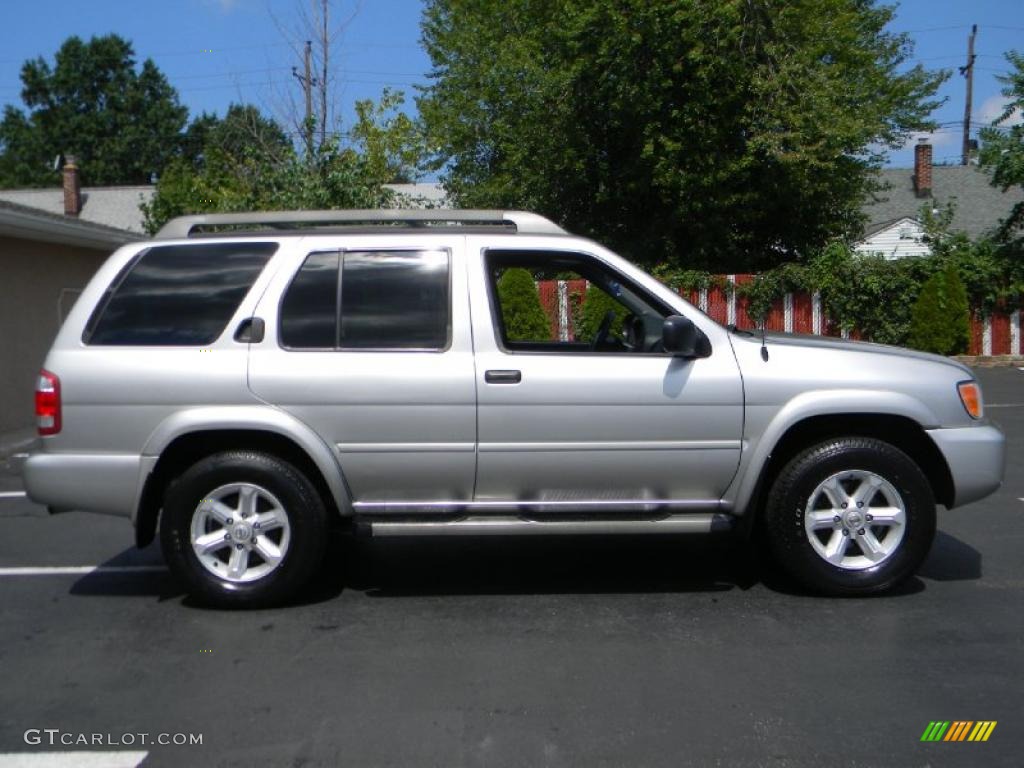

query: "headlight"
left=957, top=380, right=983, bottom=420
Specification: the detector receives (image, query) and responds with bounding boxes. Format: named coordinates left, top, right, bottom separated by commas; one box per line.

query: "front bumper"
left=927, top=424, right=1005, bottom=508
left=22, top=452, right=142, bottom=518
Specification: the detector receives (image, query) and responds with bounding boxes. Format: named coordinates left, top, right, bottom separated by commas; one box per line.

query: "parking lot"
left=0, top=366, right=1021, bottom=767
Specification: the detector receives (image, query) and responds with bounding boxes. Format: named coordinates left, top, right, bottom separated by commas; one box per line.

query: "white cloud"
left=903, top=129, right=957, bottom=149
left=977, top=94, right=1023, bottom=127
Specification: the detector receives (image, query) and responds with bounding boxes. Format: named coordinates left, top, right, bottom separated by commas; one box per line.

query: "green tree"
left=351, top=89, right=425, bottom=184
left=909, top=266, right=970, bottom=355
left=180, top=104, right=291, bottom=171
left=419, top=0, right=947, bottom=271
left=497, top=269, right=552, bottom=340
left=0, top=35, right=187, bottom=186
left=980, top=50, right=1024, bottom=247
left=140, top=93, right=421, bottom=234
left=577, top=284, right=626, bottom=342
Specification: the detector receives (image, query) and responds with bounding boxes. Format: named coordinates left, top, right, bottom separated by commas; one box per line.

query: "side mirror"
left=662, top=315, right=701, bottom=358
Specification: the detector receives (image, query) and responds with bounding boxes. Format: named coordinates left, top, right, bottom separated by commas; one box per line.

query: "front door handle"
left=484, top=369, right=522, bottom=384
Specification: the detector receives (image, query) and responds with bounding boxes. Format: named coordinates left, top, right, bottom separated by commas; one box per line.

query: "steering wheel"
left=592, top=310, right=616, bottom=350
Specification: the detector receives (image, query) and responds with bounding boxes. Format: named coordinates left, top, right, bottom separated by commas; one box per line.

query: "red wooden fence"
left=536, top=275, right=1020, bottom=356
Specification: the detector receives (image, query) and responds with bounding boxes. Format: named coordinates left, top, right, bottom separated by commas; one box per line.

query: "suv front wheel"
left=763, top=437, right=936, bottom=595
left=160, top=451, right=329, bottom=607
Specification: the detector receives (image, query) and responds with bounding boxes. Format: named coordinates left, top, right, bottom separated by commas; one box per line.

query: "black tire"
left=763, top=437, right=936, bottom=596
left=160, top=451, right=329, bottom=608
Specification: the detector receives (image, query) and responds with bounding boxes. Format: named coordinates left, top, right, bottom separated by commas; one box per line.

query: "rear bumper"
left=927, top=424, right=1005, bottom=508
left=22, top=452, right=141, bottom=518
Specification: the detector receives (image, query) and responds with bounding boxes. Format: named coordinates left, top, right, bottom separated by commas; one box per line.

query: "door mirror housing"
left=662, top=315, right=705, bottom=358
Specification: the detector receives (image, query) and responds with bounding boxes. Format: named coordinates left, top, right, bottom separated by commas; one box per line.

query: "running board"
left=369, top=514, right=734, bottom=538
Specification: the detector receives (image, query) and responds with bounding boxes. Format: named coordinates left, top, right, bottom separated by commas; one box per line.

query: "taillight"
left=35, top=369, right=61, bottom=436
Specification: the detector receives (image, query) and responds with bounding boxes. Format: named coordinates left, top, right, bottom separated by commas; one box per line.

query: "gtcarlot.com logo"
left=921, top=721, right=997, bottom=742
left=24, top=729, right=203, bottom=747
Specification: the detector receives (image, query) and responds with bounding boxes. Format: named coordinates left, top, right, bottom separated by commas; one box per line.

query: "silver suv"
left=23, top=210, right=1005, bottom=606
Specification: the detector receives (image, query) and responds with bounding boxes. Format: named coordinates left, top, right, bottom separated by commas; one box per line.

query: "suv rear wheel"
left=763, top=437, right=936, bottom=595
left=160, top=451, right=328, bottom=607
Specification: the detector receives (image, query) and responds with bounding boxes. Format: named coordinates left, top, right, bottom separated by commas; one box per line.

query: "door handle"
left=484, top=369, right=522, bottom=384
left=234, top=317, right=265, bottom=343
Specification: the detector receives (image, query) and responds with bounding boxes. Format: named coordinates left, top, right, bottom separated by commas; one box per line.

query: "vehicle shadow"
left=330, top=535, right=762, bottom=599
left=68, top=542, right=183, bottom=601
left=66, top=529, right=980, bottom=606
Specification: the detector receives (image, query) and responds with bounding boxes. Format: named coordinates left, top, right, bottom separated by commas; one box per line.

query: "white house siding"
left=854, top=218, right=931, bottom=259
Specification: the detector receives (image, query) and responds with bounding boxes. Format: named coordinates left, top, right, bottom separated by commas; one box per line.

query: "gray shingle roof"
left=0, top=182, right=448, bottom=233
left=0, top=198, right=138, bottom=248
left=863, top=166, right=1024, bottom=240
left=0, top=186, right=154, bottom=233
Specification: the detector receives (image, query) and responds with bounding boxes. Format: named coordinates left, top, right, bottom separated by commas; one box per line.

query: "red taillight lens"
left=35, top=369, right=61, bottom=436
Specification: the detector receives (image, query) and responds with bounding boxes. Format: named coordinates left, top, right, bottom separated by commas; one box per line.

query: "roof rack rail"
left=154, top=209, right=568, bottom=239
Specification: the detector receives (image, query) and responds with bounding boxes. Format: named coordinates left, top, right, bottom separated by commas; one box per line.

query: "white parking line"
left=0, top=753, right=147, bottom=768
left=0, top=566, right=166, bottom=577
left=0, top=491, right=27, bottom=498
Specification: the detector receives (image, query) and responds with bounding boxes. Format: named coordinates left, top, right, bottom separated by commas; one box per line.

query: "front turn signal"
left=957, top=381, right=982, bottom=419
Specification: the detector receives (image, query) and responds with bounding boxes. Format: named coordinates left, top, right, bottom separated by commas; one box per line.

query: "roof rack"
left=154, top=209, right=568, bottom=239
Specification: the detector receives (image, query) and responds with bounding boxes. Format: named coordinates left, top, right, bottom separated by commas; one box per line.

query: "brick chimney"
left=62, top=155, right=82, bottom=217
left=913, top=139, right=932, bottom=199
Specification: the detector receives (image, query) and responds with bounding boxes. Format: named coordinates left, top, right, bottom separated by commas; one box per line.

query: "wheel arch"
left=738, top=412, right=954, bottom=529
left=135, top=409, right=352, bottom=548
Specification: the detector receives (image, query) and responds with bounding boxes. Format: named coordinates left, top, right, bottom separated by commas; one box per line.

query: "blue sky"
left=1, top=0, right=1022, bottom=171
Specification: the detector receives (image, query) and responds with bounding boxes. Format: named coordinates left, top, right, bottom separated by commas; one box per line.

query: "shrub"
left=497, top=268, right=552, bottom=341
left=909, top=265, right=971, bottom=355
left=578, top=283, right=626, bottom=342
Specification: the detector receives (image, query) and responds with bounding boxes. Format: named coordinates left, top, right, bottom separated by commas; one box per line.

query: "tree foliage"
left=419, top=0, right=947, bottom=271
left=979, top=50, right=1024, bottom=248
left=141, top=93, right=423, bottom=234
left=908, top=266, right=970, bottom=355
left=0, top=34, right=187, bottom=187
left=497, top=268, right=552, bottom=341
left=577, top=284, right=626, bottom=342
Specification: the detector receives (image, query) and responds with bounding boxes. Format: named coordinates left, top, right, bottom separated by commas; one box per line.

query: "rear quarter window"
left=84, top=242, right=278, bottom=346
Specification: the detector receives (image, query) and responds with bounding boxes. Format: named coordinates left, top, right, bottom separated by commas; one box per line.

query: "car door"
left=248, top=236, right=476, bottom=508
left=467, top=239, right=744, bottom=511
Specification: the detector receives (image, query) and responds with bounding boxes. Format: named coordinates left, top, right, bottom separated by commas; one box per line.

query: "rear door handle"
left=484, top=369, right=522, bottom=384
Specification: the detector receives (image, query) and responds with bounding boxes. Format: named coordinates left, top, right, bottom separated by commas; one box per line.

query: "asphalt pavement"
left=0, top=367, right=1021, bottom=767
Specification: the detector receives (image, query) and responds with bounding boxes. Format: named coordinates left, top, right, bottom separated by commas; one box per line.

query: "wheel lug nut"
left=857, top=528, right=865, bottom=536
left=253, top=522, right=261, bottom=530
left=226, top=518, right=233, bottom=525
left=841, top=503, right=848, bottom=509
left=856, top=502, right=863, bottom=508
left=224, top=533, right=231, bottom=541
left=865, top=514, right=873, bottom=522
left=833, top=515, right=841, bottom=523
left=235, top=543, right=244, bottom=550
left=842, top=529, right=850, bottom=536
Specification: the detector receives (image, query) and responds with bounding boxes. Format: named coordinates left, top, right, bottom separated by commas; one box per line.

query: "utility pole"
left=292, top=40, right=317, bottom=158
left=960, top=24, right=977, bottom=166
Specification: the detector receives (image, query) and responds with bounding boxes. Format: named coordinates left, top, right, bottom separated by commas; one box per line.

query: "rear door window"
left=84, top=242, right=277, bottom=346
left=277, top=249, right=450, bottom=351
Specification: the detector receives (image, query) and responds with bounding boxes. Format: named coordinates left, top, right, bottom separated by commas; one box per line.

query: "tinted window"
left=279, top=251, right=339, bottom=348
left=86, top=242, right=277, bottom=346
left=339, top=250, right=449, bottom=349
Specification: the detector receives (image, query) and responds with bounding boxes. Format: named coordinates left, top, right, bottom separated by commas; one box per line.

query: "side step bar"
left=369, top=514, right=734, bottom=538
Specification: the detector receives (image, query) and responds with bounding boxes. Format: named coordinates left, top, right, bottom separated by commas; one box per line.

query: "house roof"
left=0, top=185, right=154, bottom=233
left=863, top=166, right=1024, bottom=240
left=0, top=198, right=139, bottom=249
left=860, top=215, right=920, bottom=239
left=0, top=182, right=447, bottom=235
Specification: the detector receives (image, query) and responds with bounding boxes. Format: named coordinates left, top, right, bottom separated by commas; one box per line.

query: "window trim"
left=277, top=247, right=454, bottom=354
left=482, top=247, right=692, bottom=358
